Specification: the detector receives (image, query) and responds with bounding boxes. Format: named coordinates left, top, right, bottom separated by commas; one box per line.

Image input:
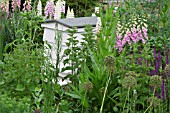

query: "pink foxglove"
left=44, top=0, right=55, bottom=19
left=12, top=0, right=21, bottom=11
left=23, top=0, right=31, bottom=12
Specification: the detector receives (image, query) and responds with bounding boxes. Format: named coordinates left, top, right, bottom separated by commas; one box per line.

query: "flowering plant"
left=116, top=14, right=148, bottom=52
left=44, top=0, right=55, bottom=18
left=11, top=0, right=21, bottom=11
left=0, top=2, right=9, bottom=17
left=23, top=0, right=31, bottom=12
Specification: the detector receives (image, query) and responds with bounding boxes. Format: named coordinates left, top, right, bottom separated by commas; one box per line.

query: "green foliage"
left=10, top=11, right=44, bottom=43
left=64, top=5, right=120, bottom=112
left=0, top=92, right=32, bottom=113
left=0, top=0, right=170, bottom=112
left=0, top=39, right=44, bottom=101
left=0, top=7, right=8, bottom=63
left=80, top=25, right=97, bottom=70
left=138, top=0, right=170, bottom=37
left=62, top=27, right=81, bottom=83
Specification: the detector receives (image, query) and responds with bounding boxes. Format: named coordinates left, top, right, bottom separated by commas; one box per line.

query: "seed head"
left=104, top=56, right=115, bottom=72
left=147, top=96, right=161, bottom=107
left=125, top=71, right=137, bottom=77
left=83, top=81, right=93, bottom=91
left=99, top=87, right=105, bottom=94
left=122, top=76, right=137, bottom=89
left=149, top=75, right=162, bottom=89
left=164, top=64, right=170, bottom=77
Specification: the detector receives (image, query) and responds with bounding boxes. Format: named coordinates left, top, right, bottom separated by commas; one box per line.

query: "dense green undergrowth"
left=0, top=0, right=170, bottom=113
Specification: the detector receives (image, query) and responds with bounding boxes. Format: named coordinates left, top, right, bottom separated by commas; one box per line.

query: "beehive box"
left=41, top=17, right=97, bottom=77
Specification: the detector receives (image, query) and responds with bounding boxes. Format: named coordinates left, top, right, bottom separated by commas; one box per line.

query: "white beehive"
left=41, top=17, right=98, bottom=78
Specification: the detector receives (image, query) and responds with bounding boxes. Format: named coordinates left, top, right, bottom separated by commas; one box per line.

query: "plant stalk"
left=144, top=88, right=156, bottom=113
left=100, top=72, right=111, bottom=113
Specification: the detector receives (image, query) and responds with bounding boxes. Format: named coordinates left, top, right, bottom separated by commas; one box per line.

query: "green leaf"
left=65, top=92, right=81, bottom=99
left=0, top=80, right=4, bottom=85
left=15, top=84, right=25, bottom=91
left=81, top=95, right=88, bottom=108
left=107, top=96, right=118, bottom=104
left=113, top=106, right=119, bottom=112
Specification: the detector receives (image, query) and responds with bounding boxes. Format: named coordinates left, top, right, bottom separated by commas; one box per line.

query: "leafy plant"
left=0, top=39, right=44, bottom=105
left=0, top=92, right=32, bottom=113
left=62, top=27, right=81, bottom=84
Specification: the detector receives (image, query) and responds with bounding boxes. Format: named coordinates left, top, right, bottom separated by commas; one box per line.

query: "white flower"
left=114, top=6, right=118, bottom=10
left=54, top=0, right=61, bottom=19
left=92, top=13, right=96, bottom=17
left=66, top=6, right=70, bottom=18
left=37, top=0, right=42, bottom=16
left=66, top=7, right=74, bottom=18
left=95, top=7, right=99, bottom=14
left=143, top=23, right=147, bottom=28
left=70, top=9, right=74, bottom=18
left=133, top=89, right=137, bottom=95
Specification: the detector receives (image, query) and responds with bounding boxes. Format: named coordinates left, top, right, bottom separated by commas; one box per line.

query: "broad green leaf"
left=81, top=95, right=88, bottom=108
left=65, top=92, right=81, bottom=99
left=15, top=84, right=25, bottom=91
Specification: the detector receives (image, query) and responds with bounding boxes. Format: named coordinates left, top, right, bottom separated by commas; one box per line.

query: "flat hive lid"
left=44, top=17, right=97, bottom=28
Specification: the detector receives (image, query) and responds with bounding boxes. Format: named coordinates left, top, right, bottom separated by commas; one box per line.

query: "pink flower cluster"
left=0, top=3, right=6, bottom=11
left=0, top=2, right=9, bottom=16
left=44, top=1, right=55, bottom=18
left=12, top=0, right=21, bottom=11
left=116, top=27, right=148, bottom=52
left=23, top=0, right=31, bottom=12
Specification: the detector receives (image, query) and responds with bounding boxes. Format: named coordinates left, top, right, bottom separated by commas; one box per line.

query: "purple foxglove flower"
left=17, top=0, right=21, bottom=9
left=142, top=39, right=146, bottom=44
left=0, top=3, right=9, bottom=16
left=122, top=38, right=127, bottom=46
left=116, top=40, right=122, bottom=48
left=44, top=0, right=55, bottom=18
left=12, top=0, right=21, bottom=11
left=23, top=0, right=31, bottom=12
left=26, top=1, right=31, bottom=12
left=116, top=35, right=122, bottom=39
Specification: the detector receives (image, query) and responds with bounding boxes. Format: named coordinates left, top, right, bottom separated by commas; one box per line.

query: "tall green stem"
left=81, top=90, right=87, bottom=113
left=123, top=87, right=130, bottom=113
left=100, top=72, right=111, bottom=113
left=144, top=88, right=156, bottom=113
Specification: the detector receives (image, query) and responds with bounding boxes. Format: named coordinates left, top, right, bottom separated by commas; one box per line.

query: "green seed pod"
left=149, top=75, right=162, bottom=89
left=122, top=76, right=137, bottom=89
left=104, top=55, right=115, bottom=72
left=147, top=96, right=161, bottom=107
left=83, top=81, right=93, bottom=91
left=99, top=87, right=105, bottom=94
left=125, top=71, right=137, bottom=77
left=164, top=64, right=170, bottom=77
